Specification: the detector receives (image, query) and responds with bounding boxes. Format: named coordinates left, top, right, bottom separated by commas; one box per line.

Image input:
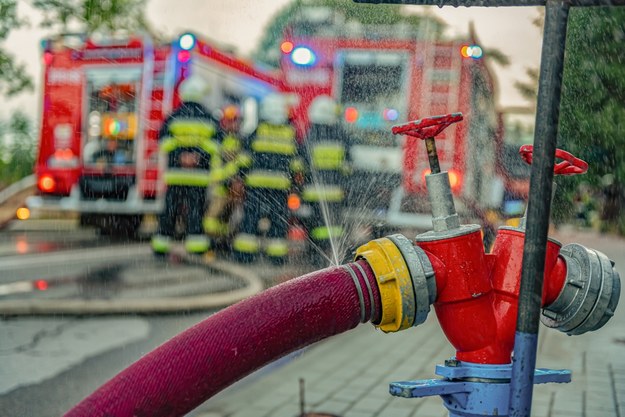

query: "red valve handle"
left=519, top=145, right=589, bottom=176
left=391, top=113, right=463, bottom=139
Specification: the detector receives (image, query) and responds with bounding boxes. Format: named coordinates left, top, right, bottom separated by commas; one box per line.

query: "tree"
left=254, top=0, right=447, bottom=68
left=513, top=8, right=543, bottom=106
left=0, top=111, right=35, bottom=187
left=556, top=7, right=625, bottom=233
left=0, top=0, right=33, bottom=96
left=33, top=0, right=154, bottom=35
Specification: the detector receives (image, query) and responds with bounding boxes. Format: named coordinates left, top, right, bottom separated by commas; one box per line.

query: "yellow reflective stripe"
left=203, top=217, right=228, bottom=235
left=236, top=153, right=252, bottom=168
left=164, top=170, right=212, bottom=186
left=265, top=239, right=288, bottom=257
left=160, top=137, right=178, bottom=153
left=302, top=185, right=344, bottom=202
left=212, top=184, right=228, bottom=197
left=222, top=160, right=240, bottom=179
left=311, top=225, right=344, bottom=241
left=251, top=140, right=296, bottom=155
left=222, top=134, right=241, bottom=152
left=290, top=157, right=305, bottom=173
left=199, top=140, right=220, bottom=155
left=245, top=171, right=291, bottom=189
left=233, top=234, right=260, bottom=253
left=257, top=123, right=295, bottom=141
left=312, top=143, right=345, bottom=170
left=169, top=120, right=216, bottom=138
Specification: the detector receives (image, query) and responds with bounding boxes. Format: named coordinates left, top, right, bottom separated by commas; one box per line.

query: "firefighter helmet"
left=179, top=75, right=210, bottom=103
left=221, top=104, right=241, bottom=131
left=309, top=95, right=339, bottom=125
left=259, top=93, right=289, bottom=125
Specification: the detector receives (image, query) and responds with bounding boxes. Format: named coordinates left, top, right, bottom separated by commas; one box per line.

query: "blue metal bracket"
left=389, top=360, right=571, bottom=417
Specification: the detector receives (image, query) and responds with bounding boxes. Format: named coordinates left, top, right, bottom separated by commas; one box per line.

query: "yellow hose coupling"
left=355, top=237, right=416, bottom=333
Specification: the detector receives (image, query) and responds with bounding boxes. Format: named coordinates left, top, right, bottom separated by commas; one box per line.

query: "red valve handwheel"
left=519, top=144, right=589, bottom=176
left=392, top=113, right=463, bottom=139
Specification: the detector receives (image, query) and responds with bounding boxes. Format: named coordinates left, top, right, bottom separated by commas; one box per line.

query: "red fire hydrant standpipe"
left=64, top=261, right=381, bottom=417
left=382, top=114, right=620, bottom=417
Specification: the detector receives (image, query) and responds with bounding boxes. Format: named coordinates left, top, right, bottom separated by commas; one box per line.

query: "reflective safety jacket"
left=159, top=101, right=223, bottom=187
left=244, top=122, right=304, bottom=191
left=214, top=133, right=251, bottom=197
left=302, top=123, right=350, bottom=202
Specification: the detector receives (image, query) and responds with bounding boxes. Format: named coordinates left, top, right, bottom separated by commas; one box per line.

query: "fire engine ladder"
left=138, top=43, right=169, bottom=204
left=386, top=40, right=465, bottom=230
left=420, top=42, right=463, bottom=168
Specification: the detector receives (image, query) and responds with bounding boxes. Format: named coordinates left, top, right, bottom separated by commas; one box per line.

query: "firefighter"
left=232, top=93, right=304, bottom=264
left=301, top=95, right=350, bottom=260
left=151, top=75, right=222, bottom=256
left=203, top=104, right=250, bottom=245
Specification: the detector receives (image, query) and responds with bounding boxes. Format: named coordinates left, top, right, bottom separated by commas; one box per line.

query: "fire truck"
left=27, top=32, right=282, bottom=235
left=279, top=10, right=505, bottom=233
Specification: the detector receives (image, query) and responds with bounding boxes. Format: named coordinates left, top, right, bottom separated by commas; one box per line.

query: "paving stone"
left=313, top=399, right=352, bottom=415
left=229, top=407, right=272, bottom=417
left=350, top=396, right=386, bottom=414
left=377, top=402, right=416, bottom=417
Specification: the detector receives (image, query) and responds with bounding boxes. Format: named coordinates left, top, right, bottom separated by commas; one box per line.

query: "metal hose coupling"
left=541, top=243, right=621, bottom=335
left=355, top=234, right=435, bottom=333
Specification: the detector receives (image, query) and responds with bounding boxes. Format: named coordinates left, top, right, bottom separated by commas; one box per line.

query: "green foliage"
left=556, top=7, right=625, bottom=233
left=0, top=111, right=36, bottom=187
left=514, top=67, right=539, bottom=103
left=33, top=0, right=153, bottom=35
left=0, top=0, right=33, bottom=96
left=254, top=0, right=446, bottom=68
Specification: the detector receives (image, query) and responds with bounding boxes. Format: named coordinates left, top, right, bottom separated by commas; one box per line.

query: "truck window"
left=83, top=69, right=142, bottom=167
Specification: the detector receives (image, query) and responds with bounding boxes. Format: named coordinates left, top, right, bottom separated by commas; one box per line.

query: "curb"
left=0, top=258, right=264, bottom=316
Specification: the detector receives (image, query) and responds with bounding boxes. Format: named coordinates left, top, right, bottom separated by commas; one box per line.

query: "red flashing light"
left=38, top=175, right=56, bottom=193
left=280, top=41, right=294, bottom=54
left=54, top=148, right=75, bottom=160
left=421, top=168, right=431, bottom=182
left=287, top=193, right=301, bottom=211
left=177, top=50, right=191, bottom=63
left=34, top=280, right=48, bottom=291
left=448, top=170, right=461, bottom=190
left=421, top=168, right=461, bottom=191
left=43, top=51, right=54, bottom=66
left=344, top=107, right=359, bottom=123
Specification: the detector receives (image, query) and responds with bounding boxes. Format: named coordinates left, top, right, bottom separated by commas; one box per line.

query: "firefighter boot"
left=184, top=234, right=210, bottom=255
left=151, top=234, right=171, bottom=257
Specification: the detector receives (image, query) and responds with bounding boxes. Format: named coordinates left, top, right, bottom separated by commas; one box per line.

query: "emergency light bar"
left=291, top=46, right=317, bottom=66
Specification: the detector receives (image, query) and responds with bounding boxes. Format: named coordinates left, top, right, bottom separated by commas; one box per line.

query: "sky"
left=3, top=0, right=543, bottom=121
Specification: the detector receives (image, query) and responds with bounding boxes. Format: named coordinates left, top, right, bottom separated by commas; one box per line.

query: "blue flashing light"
left=291, top=46, right=316, bottom=66
left=383, top=108, right=399, bottom=121
left=470, top=45, right=483, bottom=59
left=179, top=33, right=196, bottom=51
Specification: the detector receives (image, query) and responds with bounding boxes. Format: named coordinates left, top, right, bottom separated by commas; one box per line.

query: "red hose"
left=64, top=260, right=380, bottom=417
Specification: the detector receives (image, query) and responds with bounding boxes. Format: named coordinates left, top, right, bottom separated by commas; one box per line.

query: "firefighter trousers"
left=152, top=185, right=209, bottom=254
left=233, top=187, right=289, bottom=263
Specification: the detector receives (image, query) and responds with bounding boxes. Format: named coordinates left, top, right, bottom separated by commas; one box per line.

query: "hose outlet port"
left=541, top=243, right=621, bottom=335
left=355, top=234, right=435, bottom=332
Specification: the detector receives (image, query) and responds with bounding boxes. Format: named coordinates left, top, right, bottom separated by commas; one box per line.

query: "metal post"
left=508, top=2, right=570, bottom=416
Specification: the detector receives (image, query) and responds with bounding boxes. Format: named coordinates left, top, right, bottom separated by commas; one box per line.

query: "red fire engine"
left=279, top=10, right=505, bottom=232
left=27, top=32, right=282, bottom=235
